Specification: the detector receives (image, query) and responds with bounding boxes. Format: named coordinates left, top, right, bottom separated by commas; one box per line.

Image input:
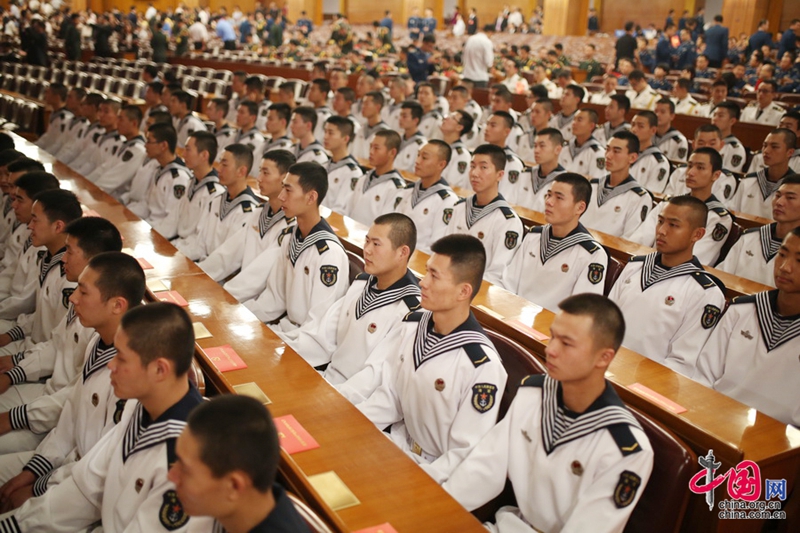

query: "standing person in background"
left=462, top=30, right=493, bottom=88
left=467, top=8, right=478, bottom=36
left=704, top=15, right=729, bottom=68
left=215, top=13, right=236, bottom=50
left=92, top=14, right=115, bottom=58
left=615, top=21, right=638, bottom=68
left=587, top=8, right=599, bottom=36
left=63, top=13, right=82, bottom=61
left=150, top=22, right=168, bottom=63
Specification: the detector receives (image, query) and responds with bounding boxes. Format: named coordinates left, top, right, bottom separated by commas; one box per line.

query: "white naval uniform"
left=594, top=121, right=631, bottom=147
left=513, top=164, right=567, bottom=212
left=0, top=387, right=209, bottom=533
left=731, top=168, right=794, bottom=219
left=500, top=224, right=608, bottom=310
left=225, top=95, right=242, bottom=125
left=609, top=253, right=726, bottom=377
left=739, top=102, right=784, bottom=127
left=443, top=195, right=524, bottom=285
left=663, top=166, right=738, bottom=209
left=395, top=131, right=427, bottom=173
left=443, top=375, right=653, bottom=533
left=245, top=219, right=350, bottom=335
left=0, top=236, right=42, bottom=318
left=140, top=104, right=168, bottom=133
left=358, top=311, right=507, bottom=484
left=442, top=140, right=472, bottom=190
left=394, top=179, right=460, bottom=253
left=174, top=112, right=207, bottom=149
left=673, top=95, right=700, bottom=116
left=720, top=135, right=747, bottom=173
left=351, top=121, right=390, bottom=161
left=628, top=194, right=733, bottom=266
left=630, top=146, right=671, bottom=194
left=235, top=127, right=266, bottom=176
left=503, top=122, right=527, bottom=156
left=295, top=140, right=330, bottom=165
left=382, top=101, right=402, bottom=132
left=324, top=156, right=363, bottom=214
left=121, top=158, right=159, bottom=208
left=498, top=147, right=530, bottom=205
left=0, top=224, right=29, bottom=283
left=582, top=175, right=652, bottom=239
left=589, top=90, right=616, bottom=106
left=58, top=121, right=103, bottom=166
left=73, top=129, right=124, bottom=177
left=89, top=135, right=148, bottom=195
left=143, top=157, right=194, bottom=240
left=654, top=128, right=689, bottom=162
left=548, top=110, right=577, bottom=143
left=283, top=270, right=420, bottom=375
left=255, top=99, right=271, bottom=131
left=207, top=207, right=293, bottom=302
left=747, top=151, right=800, bottom=175
left=558, top=136, right=606, bottom=181
left=174, top=169, right=225, bottom=242
left=0, top=197, right=14, bottom=263
left=313, top=106, right=333, bottom=142
left=419, top=109, right=443, bottom=140
left=515, top=126, right=537, bottom=164
left=211, top=123, right=237, bottom=161
left=347, top=169, right=407, bottom=226
left=694, top=291, right=800, bottom=426
left=625, top=86, right=659, bottom=111
left=175, top=187, right=260, bottom=262
left=50, top=115, right=89, bottom=159
left=35, top=107, right=74, bottom=153
left=716, top=223, right=779, bottom=286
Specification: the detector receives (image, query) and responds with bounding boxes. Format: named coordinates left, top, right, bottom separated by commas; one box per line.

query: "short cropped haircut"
left=14, top=171, right=60, bottom=197
left=268, top=102, right=292, bottom=124
left=676, top=78, right=693, bottom=91
left=84, top=93, right=105, bottom=108
left=691, top=146, right=723, bottom=173
left=430, top=234, right=486, bottom=302
left=609, top=94, right=631, bottom=113
left=715, top=101, right=740, bottom=120
left=293, top=106, right=318, bottom=130
left=427, top=139, right=452, bottom=165
left=171, top=90, right=194, bottom=110
left=189, top=131, right=218, bottom=163
left=374, top=212, right=417, bottom=256
left=143, top=64, right=160, bottom=78
left=454, top=110, right=474, bottom=137
left=312, top=78, right=331, bottom=94
left=187, top=395, right=279, bottom=493
left=695, top=123, right=722, bottom=138
left=667, top=195, right=708, bottom=229
left=289, top=162, right=328, bottom=205
left=149, top=110, right=173, bottom=125
left=121, top=104, right=143, bottom=125
left=417, top=81, right=437, bottom=96
left=32, top=189, right=82, bottom=225
left=491, top=110, right=514, bottom=130
left=473, top=144, right=507, bottom=171
left=656, top=98, right=676, bottom=114
left=49, top=83, right=68, bottom=101
left=529, top=84, right=549, bottom=100
left=534, top=98, right=554, bottom=113
left=325, top=115, right=355, bottom=143
left=375, top=129, right=401, bottom=152
left=628, top=70, right=646, bottom=82
left=401, top=101, right=423, bottom=123
left=613, top=130, right=640, bottom=154
left=233, top=70, right=248, bottom=81
left=64, top=217, right=123, bottom=258
left=365, top=90, right=385, bottom=108
left=244, top=75, right=264, bottom=92
left=554, top=172, right=592, bottom=208
left=579, top=108, right=599, bottom=125
left=635, top=110, right=657, bottom=129
left=224, top=143, right=255, bottom=175
left=771, top=128, right=798, bottom=150
left=491, top=84, right=514, bottom=103
left=87, top=252, right=145, bottom=308
left=261, top=149, right=296, bottom=174
left=558, top=294, right=626, bottom=352
left=535, top=127, right=564, bottom=146
left=8, top=158, right=45, bottom=175
left=209, top=97, right=229, bottom=115
left=148, top=122, right=177, bottom=152
left=148, top=81, right=165, bottom=95
left=337, top=87, right=356, bottom=103
left=239, top=100, right=258, bottom=117
left=0, top=149, right=23, bottom=167
left=451, top=85, right=469, bottom=98
left=781, top=175, right=800, bottom=188
left=565, top=84, right=585, bottom=101
left=120, top=302, right=194, bottom=376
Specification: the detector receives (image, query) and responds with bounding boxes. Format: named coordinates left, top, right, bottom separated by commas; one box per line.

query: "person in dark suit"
left=656, top=23, right=677, bottom=69
left=64, top=14, right=82, bottom=61
left=615, top=21, right=637, bottom=68
left=778, top=19, right=799, bottom=58
left=25, top=19, right=48, bottom=67
left=703, top=15, right=728, bottom=68
left=747, top=20, right=774, bottom=56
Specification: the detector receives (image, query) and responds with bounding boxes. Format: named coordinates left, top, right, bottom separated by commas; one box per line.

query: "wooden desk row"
left=323, top=208, right=800, bottom=533
left=14, top=135, right=487, bottom=533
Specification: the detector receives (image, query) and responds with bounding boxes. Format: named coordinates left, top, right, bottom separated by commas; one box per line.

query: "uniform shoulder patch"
left=712, top=223, right=729, bottom=242
left=588, top=262, right=605, bottom=284
left=731, top=294, right=757, bottom=306
left=122, top=151, right=133, bottom=162
left=631, top=186, right=648, bottom=197
left=241, top=202, right=253, bottom=213
left=278, top=226, right=293, bottom=246
left=355, top=272, right=371, bottom=281
left=415, top=138, right=424, bottom=145
left=403, top=294, right=422, bottom=311
left=701, top=304, right=722, bottom=329
left=442, top=208, right=453, bottom=225
left=653, top=152, right=665, bottom=162
left=578, top=240, right=602, bottom=254
left=471, top=383, right=498, bottom=413
left=505, top=231, right=519, bottom=249
left=614, top=470, right=643, bottom=508
left=464, top=343, right=491, bottom=367
left=519, top=374, right=546, bottom=387
left=205, top=182, right=218, bottom=194
left=320, top=265, right=339, bottom=286
left=529, top=225, right=544, bottom=234
left=403, top=310, right=425, bottom=322
left=608, top=424, right=644, bottom=457
left=629, top=255, right=647, bottom=263
left=159, top=490, right=189, bottom=530
left=62, top=288, right=74, bottom=309
left=691, top=271, right=725, bottom=292
left=173, top=185, right=186, bottom=199
left=436, top=189, right=451, bottom=199
left=346, top=162, right=358, bottom=171
left=392, top=178, right=407, bottom=189
left=590, top=144, right=601, bottom=152
left=314, top=239, right=331, bottom=254
left=499, top=205, right=516, bottom=219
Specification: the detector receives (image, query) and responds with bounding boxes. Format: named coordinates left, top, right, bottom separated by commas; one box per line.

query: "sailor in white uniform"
left=482, top=111, right=530, bottom=204
left=593, top=94, right=631, bottom=147
left=548, top=84, right=585, bottom=143
left=57, top=93, right=104, bottom=167
left=609, top=197, right=727, bottom=377
left=516, top=98, right=554, bottom=164
left=501, top=174, right=608, bottom=310
left=173, top=132, right=225, bottom=245
left=34, top=85, right=73, bottom=154
left=739, top=81, right=784, bottom=127
left=233, top=101, right=266, bottom=177
left=557, top=109, right=606, bottom=181
left=708, top=102, right=748, bottom=173
left=48, top=93, right=89, bottom=161
left=717, top=176, right=800, bottom=285
left=395, top=102, right=428, bottom=173
left=582, top=132, right=652, bottom=239
left=284, top=214, right=420, bottom=378
left=440, top=111, right=475, bottom=191
left=291, top=107, right=330, bottom=165
left=629, top=111, right=671, bottom=194
left=731, top=130, right=796, bottom=219
left=694, top=230, right=800, bottom=426
left=358, top=234, right=508, bottom=484
left=244, top=76, right=272, bottom=132
left=320, top=116, right=363, bottom=214
left=442, top=294, right=653, bottom=533
left=224, top=72, right=248, bottom=124
left=245, top=163, right=350, bottom=335
left=417, top=82, right=444, bottom=140
left=748, top=112, right=800, bottom=174
left=175, top=144, right=260, bottom=262
left=88, top=105, right=147, bottom=195
left=624, top=71, right=659, bottom=111
left=307, top=78, right=334, bottom=142
left=204, top=97, right=236, bottom=161
left=169, top=90, right=206, bottom=149
left=350, top=91, right=391, bottom=162
left=347, top=130, right=408, bottom=226
left=0, top=303, right=210, bottom=533
left=631, top=148, right=734, bottom=266
left=394, top=142, right=460, bottom=253
left=514, top=128, right=567, bottom=212
left=654, top=99, right=689, bottom=162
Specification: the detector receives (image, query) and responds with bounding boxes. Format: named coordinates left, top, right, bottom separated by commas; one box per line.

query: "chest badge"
left=571, top=460, right=584, bottom=476
left=665, top=296, right=675, bottom=306
left=135, top=478, right=144, bottom=493
left=741, top=330, right=753, bottom=340
left=434, top=378, right=445, bottom=391
left=561, top=263, right=569, bottom=273
left=368, top=323, right=377, bottom=334
left=91, top=393, right=99, bottom=406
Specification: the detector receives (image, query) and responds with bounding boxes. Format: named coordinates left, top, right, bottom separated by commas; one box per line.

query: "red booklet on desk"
left=203, top=345, right=248, bottom=372
left=273, top=415, right=320, bottom=454
left=156, top=291, right=188, bottom=307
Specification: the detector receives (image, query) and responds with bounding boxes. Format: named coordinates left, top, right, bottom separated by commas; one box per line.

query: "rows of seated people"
left=1, top=58, right=799, bottom=532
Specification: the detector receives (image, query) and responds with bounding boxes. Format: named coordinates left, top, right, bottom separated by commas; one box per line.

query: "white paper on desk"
left=146, top=279, right=170, bottom=292
left=192, top=322, right=213, bottom=340
left=121, top=247, right=135, bottom=256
